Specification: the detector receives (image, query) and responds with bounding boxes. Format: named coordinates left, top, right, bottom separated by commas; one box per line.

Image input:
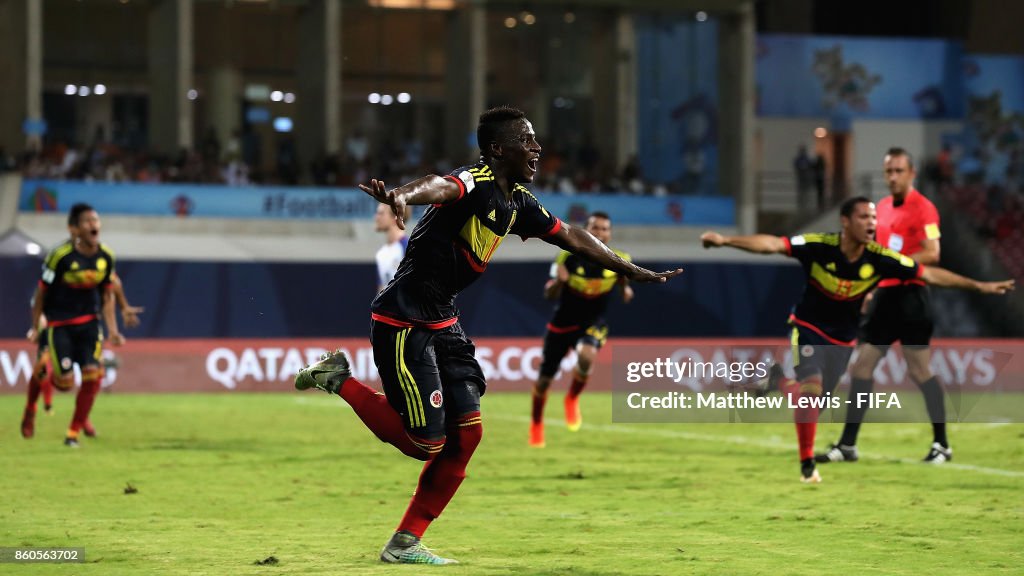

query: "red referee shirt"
left=875, top=188, right=941, bottom=287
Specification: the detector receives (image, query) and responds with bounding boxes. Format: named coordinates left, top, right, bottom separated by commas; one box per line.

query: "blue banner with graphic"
left=959, top=55, right=1024, bottom=185
left=757, top=34, right=964, bottom=120
left=635, top=14, right=720, bottom=193
left=20, top=180, right=735, bottom=226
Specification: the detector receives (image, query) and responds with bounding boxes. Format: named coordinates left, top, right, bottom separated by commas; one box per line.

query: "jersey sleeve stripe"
left=781, top=236, right=792, bottom=256
left=440, top=175, right=466, bottom=204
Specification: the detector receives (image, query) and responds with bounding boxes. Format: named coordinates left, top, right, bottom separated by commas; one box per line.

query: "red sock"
left=793, top=378, right=822, bottom=461
left=42, top=375, right=54, bottom=407
left=70, top=376, right=102, bottom=434
left=531, top=389, right=547, bottom=424
left=25, top=376, right=42, bottom=414
left=339, top=377, right=439, bottom=460
left=398, top=413, right=482, bottom=538
left=567, top=374, right=588, bottom=399
left=794, top=418, right=818, bottom=461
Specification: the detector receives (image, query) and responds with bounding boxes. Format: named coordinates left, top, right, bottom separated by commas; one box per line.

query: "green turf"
left=2, top=392, right=1022, bottom=575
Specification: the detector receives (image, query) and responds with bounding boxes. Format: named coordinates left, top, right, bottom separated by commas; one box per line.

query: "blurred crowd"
left=0, top=130, right=674, bottom=196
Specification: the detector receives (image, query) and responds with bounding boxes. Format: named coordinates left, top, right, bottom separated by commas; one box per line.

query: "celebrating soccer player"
left=701, top=196, right=1013, bottom=482
left=817, top=148, right=956, bottom=464
left=529, top=211, right=633, bottom=447
left=23, top=204, right=128, bottom=446
left=294, top=106, right=681, bottom=564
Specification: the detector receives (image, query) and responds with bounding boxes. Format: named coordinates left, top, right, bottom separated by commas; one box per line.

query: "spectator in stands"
left=793, top=144, right=813, bottom=207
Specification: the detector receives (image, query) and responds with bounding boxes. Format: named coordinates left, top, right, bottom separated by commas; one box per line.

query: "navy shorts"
left=371, top=320, right=484, bottom=439
left=791, top=326, right=854, bottom=395
left=46, top=321, right=102, bottom=378
left=539, top=319, right=608, bottom=378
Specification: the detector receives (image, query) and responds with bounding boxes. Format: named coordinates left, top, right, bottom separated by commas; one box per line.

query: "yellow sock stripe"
left=394, top=330, right=419, bottom=428
left=410, top=437, right=445, bottom=454
left=396, top=329, right=426, bottom=428
left=799, top=380, right=823, bottom=395
left=790, top=327, right=800, bottom=368
left=457, top=418, right=482, bottom=427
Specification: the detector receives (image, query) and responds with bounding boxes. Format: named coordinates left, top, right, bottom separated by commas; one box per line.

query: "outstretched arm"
left=700, top=231, right=788, bottom=254
left=359, top=177, right=461, bottom=230
left=921, top=266, right=1015, bottom=294
left=545, top=223, right=682, bottom=283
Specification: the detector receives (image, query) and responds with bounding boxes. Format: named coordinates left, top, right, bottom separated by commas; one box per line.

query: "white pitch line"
left=291, top=396, right=1024, bottom=478
left=490, top=413, right=1024, bottom=479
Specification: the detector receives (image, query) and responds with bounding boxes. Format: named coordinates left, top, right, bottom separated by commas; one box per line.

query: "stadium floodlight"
left=397, top=92, right=411, bottom=104
left=504, top=17, right=516, bottom=28
left=283, top=92, right=296, bottom=104
left=65, top=84, right=77, bottom=96
left=696, top=11, right=708, bottom=22
left=381, top=94, right=394, bottom=106
left=271, top=90, right=283, bottom=102
left=94, top=84, right=107, bottom=95
left=369, top=92, right=381, bottom=104
left=78, top=85, right=91, bottom=97
left=187, top=89, right=199, bottom=100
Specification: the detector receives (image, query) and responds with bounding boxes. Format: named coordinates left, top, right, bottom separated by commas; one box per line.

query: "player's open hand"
left=629, top=267, right=683, bottom=283
left=700, top=231, right=725, bottom=248
left=108, top=332, right=126, bottom=347
left=359, top=179, right=408, bottom=230
left=978, top=279, right=1015, bottom=295
left=122, top=305, right=144, bottom=328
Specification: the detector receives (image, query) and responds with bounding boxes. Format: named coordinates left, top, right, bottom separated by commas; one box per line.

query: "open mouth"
left=527, top=158, right=539, bottom=172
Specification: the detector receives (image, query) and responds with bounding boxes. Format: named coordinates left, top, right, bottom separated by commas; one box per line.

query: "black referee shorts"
left=859, top=284, right=934, bottom=349
left=370, top=320, right=484, bottom=440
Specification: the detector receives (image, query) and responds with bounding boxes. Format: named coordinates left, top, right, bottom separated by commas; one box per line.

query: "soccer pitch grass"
left=3, top=392, right=1022, bottom=575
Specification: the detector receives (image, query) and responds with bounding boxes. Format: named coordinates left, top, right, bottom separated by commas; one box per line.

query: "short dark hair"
left=589, top=211, right=611, bottom=222
left=885, top=147, right=915, bottom=169
left=477, top=105, right=526, bottom=158
left=68, top=203, right=95, bottom=226
left=840, top=196, right=872, bottom=218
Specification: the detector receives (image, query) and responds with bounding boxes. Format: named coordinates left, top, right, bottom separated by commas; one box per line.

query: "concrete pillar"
left=615, top=13, right=637, bottom=175
left=718, top=2, right=756, bottom=233
left=296, top=0, right=341, bottom=180
left=445, top=4, right=486, bottom=164
left=208, top=66, right=242, bottom=154
left=0, top=0, right=42, bottom=153
left=147, top=0, right=193, bottom=155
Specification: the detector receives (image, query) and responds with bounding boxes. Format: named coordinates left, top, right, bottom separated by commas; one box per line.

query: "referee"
left=817, top=147, right=953, bottom=464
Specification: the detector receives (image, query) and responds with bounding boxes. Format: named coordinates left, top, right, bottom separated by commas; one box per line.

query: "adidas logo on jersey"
left=487, top=209, right=496, bottom=221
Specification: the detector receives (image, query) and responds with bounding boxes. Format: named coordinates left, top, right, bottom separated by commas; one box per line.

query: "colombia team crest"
left=428, top=387, right=444, bottom=405
left=429, top=390, right=443, bottom=408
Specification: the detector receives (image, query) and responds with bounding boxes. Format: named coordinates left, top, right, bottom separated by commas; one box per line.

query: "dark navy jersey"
left=548, top=248, right=630, bottom=330
left=39, top=240, right=115, bottom=325
left=782, top=233, right=921, bottom=344
left=372, top=161, right=562, bottom=328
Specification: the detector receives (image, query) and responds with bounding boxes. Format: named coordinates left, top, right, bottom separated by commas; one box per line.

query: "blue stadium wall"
left=0, top=257, right=804, bottom=339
